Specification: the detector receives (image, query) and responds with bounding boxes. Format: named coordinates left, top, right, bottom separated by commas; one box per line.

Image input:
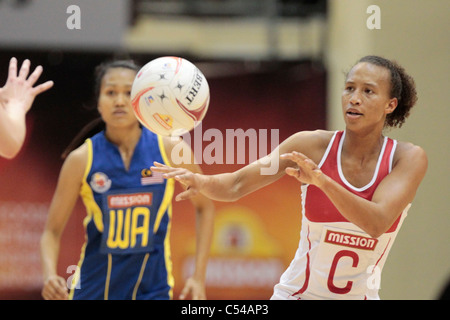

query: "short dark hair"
left=356, top=55, right=418, bottom=128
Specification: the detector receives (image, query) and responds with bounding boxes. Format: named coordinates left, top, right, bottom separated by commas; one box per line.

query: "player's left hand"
left=281, top=151, right=325, bottom=187
left=179, top=276, right=206, bottom=300
left=0, top=57, right=54, bottom=113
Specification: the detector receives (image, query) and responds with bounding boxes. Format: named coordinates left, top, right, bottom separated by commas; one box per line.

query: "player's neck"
left=342, top=129, right=385, bottom=161
left=104, top=125, right=142, bottom=150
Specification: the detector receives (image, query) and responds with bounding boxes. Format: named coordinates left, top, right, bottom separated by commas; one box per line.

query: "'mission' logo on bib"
left=325, top=230, right=378, bottom=251
left=108, top=193, right=153, bottom=208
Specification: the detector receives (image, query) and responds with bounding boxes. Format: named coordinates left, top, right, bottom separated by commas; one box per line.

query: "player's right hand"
left=151, top=161, right=202, bottom=201
left=42, top=275, right=69, bottom=300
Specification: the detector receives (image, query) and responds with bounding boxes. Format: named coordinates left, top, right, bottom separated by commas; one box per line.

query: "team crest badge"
left=90, top=172, right=112, bottom=193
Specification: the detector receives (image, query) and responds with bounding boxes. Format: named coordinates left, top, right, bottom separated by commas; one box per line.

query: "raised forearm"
left=317, top=175, right=388, bottom=238
left=0, top=108, right=26, bottom=158
left=198, top=172, right=243, bottom=202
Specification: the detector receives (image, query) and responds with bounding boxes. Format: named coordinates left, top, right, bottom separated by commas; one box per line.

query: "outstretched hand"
left=151, top=161, right=203, bottom=201
left=0, top=57, right=54, bottom=114
left=281, top=151, right=325, bottom=187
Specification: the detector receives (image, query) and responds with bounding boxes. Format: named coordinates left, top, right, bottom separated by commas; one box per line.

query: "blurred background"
left=0, top=0, right=448, bottom=300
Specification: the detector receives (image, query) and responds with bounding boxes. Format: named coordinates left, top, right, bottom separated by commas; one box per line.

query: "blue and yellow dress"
left=69, top=128, right=175, bottom=300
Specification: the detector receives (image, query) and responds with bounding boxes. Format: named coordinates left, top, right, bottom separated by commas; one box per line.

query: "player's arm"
left=282, top=142, right=428, bottom=238
left=0, top=58, right=53, bottom=159
left=154, top=130, right=325, bottom=202
left=40, top=143, right=87, bottom=300
left=163, top=137, right=215, bottom=300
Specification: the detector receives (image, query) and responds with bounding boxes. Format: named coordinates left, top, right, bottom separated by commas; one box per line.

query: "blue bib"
left=84, top=128, right=173, bottom=255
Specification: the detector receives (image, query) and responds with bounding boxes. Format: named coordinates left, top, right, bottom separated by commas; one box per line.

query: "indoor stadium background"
left=0, top=0, right=448, bottom=300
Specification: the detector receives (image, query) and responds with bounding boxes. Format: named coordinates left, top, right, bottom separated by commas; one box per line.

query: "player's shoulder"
left=394, top=140, right=427, bottom=159
left=161, top=135, right=188, bottom=160
left=280, top=130, right=335, bottom=162
left=63, top=142, right=89, bottom=172
left=392, top=140, right=428, bottom=172
left=287, top=129, right=335, bottom=148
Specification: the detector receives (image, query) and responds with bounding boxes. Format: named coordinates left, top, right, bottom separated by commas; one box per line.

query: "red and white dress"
left=272, top=130, right=410, bottom=300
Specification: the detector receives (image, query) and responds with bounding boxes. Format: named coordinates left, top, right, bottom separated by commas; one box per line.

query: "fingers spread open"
left=18, top=59, right=31, bottom=80
left=151, top=161, right=175, bottom=173
left=7, top=57, right=18, bottom=82
left=26, top=65, right=43, bottom=86
left=32, top=80, right=54, bottom=96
